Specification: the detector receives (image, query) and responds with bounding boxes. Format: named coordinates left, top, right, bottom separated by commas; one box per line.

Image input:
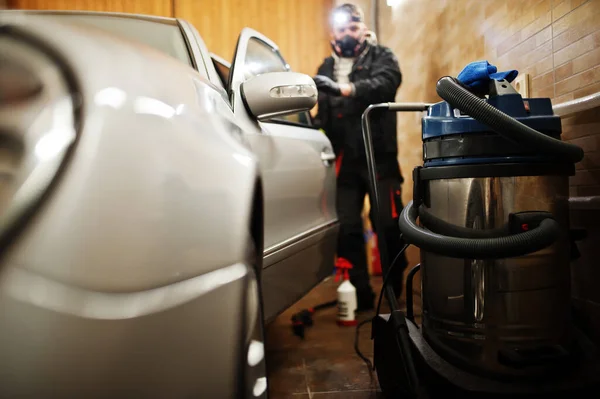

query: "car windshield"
left=39, top=13, right=193, bottom=66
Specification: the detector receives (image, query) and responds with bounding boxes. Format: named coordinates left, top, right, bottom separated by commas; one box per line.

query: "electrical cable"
left=376, top=242, right=410, bottom=317
left=354, top=242, right=411, bottom=371
left=355, top=319, right=375, bottom=371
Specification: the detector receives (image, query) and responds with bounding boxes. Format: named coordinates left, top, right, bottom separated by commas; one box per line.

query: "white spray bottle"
left=335, top=258, right=357, bottom=326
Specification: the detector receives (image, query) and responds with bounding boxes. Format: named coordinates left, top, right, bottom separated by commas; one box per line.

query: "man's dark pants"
left=335, top=160, right=408, bottom=310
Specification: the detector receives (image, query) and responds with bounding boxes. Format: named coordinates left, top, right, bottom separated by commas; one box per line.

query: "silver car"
left=0, top=10, right=338, bottom=398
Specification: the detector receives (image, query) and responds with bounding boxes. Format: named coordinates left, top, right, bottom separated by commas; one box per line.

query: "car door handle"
left=321, top=151, right=336, bottom=166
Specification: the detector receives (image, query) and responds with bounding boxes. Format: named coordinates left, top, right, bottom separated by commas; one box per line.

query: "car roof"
left=2, top=9, right=180, bottom=26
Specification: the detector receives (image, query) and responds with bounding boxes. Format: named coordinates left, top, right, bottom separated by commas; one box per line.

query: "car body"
left=0, top=10, right=338, bottom=398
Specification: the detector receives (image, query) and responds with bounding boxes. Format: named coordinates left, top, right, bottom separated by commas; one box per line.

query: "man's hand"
left=339, top=83, right=353, bottom=96
left=313, top=75, right=341, bottom=96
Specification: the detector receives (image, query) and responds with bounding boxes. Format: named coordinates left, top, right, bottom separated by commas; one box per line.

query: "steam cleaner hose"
left=418, top=205, right=510, bottom=239
left=399, top=200, right=561, bottom=259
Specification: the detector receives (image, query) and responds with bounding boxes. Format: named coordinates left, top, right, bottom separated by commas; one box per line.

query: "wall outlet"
left=513, top=73, right=530, bottom=97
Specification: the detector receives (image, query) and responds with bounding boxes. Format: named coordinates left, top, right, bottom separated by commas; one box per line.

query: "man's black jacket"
left=313, top=44, right=403, bottom=181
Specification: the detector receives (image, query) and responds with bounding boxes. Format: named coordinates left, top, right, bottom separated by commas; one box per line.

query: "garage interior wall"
left=6, top=0, right=335, bottom=75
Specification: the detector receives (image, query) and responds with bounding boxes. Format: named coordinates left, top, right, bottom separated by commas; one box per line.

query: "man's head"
left=329, top=3, right=368, bottom=58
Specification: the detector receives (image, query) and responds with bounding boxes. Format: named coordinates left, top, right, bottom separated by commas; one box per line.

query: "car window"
left=41, top=14, right=194, bottom=67
left=213, top=58, right=230, bottom=88
left=242, top=38, right=313, bottom=127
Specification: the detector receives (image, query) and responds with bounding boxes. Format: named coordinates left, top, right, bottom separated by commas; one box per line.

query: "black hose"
left=405, top=264, right=421, bottom=324
left=436, top=76, right=584, bottom=163
left=418, top=205, right=510, bottom=239
left=399, top=200, right=562, bottom=259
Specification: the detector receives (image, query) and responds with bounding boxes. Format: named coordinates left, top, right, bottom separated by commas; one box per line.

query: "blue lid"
left=421, top=93, right=563, bottom=167
left=422, top=94, right=561, bottom=140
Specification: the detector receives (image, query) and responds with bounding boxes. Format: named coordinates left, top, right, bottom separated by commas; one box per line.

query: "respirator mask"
left=333, top=35, right=366, bottom=58
left=330, top=9, right=367, bottom=58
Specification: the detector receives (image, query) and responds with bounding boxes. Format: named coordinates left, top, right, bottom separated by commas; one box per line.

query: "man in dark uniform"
left=313, top=3, right=408, bottom=312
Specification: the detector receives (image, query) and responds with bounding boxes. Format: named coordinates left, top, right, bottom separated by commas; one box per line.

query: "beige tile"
left=554, top=91, right=576, bottom=103
left=522, top=10, right=553, bottom=40
left=497, top=14, right=552, bottom=58
left=532, top=70, right=556, bottom=88
left=556, top=61, right=574, bottom=82
left=497, top=30, right=522, bottom=57
left=554, top=30, right=600, bottom=67
left=514, top=7, right=537, bottom=33
left=553, top=0, right=600, bottom=36
left=553, top=0, right=573, bottom=21
left=563, top=121, right=600, bottom=141
left=497, top=34, right=540, bottom=69
left=536, top=25, right=554, bottom=46
left=482, top=2, right=509, bottom=37
left=523, top=40, right=555, bottom=69
left=531, top=54, right=555, bottom=76
left=570, top=169, right=600, bottom=186
left=570, top=134, right=600, bottom=152
left=531, top=84, right=555, bottom=98
left=552, top=12, right=600, bottom=51
left=561, top=114, right=578, bottom=127
left=579, top=150, right=600, bottom=171
left=555, top=66, right=600, bottom=96
left=572, top=80, right=600, bottom=99
left=563, top=107, right=600, bottom=126
left=573, top=47, right=600, bottom=75
left=557, top=46, right=600, bottom=82
left=535, top=0, right=554, bottom=17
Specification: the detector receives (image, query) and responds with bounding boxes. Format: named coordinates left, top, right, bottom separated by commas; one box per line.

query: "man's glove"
left=313, top=75, right=341, bottom=96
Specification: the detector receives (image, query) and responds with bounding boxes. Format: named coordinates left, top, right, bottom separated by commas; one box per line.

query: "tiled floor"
left=265, top=274, right=422, bottom=398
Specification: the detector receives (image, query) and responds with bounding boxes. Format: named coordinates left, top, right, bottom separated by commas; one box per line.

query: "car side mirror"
left=240, top=72, right=317, bottom=121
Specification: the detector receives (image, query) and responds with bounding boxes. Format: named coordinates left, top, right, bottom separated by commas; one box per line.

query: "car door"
left=227, top=28, right=338, bottom=320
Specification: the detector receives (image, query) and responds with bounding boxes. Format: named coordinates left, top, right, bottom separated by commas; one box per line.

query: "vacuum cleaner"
left=362, top=69, right=600, bottom=398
